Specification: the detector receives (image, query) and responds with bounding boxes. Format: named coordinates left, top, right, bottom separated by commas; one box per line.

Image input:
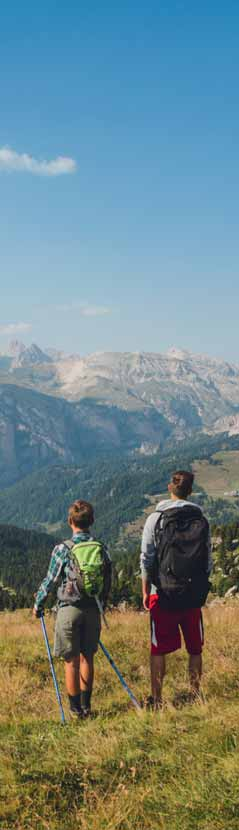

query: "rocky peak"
left=8, top=340, right=26, bottom=359
left=166, top=347, right=191, bottom=361
left=10, top=342, right=53, bottom=369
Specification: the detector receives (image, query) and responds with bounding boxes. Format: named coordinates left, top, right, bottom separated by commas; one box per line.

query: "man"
left=33, top=499, right=111, bottom=718
left=141, top=471, right=212, bottom=708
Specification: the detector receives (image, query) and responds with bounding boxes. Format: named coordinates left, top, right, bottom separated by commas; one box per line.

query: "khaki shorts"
left=54, top=604, right=101, bottom=661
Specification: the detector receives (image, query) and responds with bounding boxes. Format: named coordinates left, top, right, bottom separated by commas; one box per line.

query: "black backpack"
left=152, top=505, right=211, bottom=610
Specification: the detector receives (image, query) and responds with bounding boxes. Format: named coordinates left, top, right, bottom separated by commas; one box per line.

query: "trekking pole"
left=95, top=595, right=109, bottom=628
left=99, top=639, right=141, bottom=712
left=40, top=614, right=66, bottom=725
left=95, top=597, right=141, bottom=711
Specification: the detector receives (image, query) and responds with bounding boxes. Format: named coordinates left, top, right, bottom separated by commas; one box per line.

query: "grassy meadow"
left=0, top=606, right=239, bottom=829
left=193, top=451, right=239, bottom=499
left=117, top=450, right=239, bottom=548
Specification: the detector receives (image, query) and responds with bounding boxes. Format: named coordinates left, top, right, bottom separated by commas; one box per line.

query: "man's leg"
left=150, top=654, right=166, bottom=706
left=79, top=653, right=94, bottom=712
left=188, top=653, right=202, bottom=696
left=149, top=597, right=181, bottom=708
left=180, top=608, right=203, bottom=697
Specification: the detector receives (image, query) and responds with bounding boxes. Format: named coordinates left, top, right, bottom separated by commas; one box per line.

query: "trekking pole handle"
left=40, top=614, right=66, bottom=725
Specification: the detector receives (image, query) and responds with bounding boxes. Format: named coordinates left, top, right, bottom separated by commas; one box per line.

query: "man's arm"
left=207, top=527, right=213, bottom=574
left=141, top=574, right=152, bottom=611
left=33, top=543, right=67, bottom=616
left=140, top=513, right=158, bottom=610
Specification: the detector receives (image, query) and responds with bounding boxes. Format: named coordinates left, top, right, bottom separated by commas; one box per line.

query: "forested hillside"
left=1, top=432, right=239, bottom=609
left=0, top=433, right=239, bottom=543
left=1, top=518, right=239, bottom=610
left=0, top=521, right=141, bottom=609
left=0, top=525, right=56, bottom=608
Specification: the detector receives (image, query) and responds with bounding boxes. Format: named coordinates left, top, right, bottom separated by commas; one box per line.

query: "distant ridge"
left=1, top=343, right=239, bottom=489
left=1, top=342, right=239, bottom=429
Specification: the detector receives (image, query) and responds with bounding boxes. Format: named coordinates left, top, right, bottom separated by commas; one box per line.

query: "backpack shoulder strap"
left=63, top=539, right=75, bottom=551
left=154, top=511, right=165, bottom=546
left=154, top=505, right=202, bottom=546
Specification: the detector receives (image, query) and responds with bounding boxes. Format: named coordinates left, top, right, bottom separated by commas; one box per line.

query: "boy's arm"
left=33, top=544, right=67, bottom=616
left=140, top=513, right=158, bottom=610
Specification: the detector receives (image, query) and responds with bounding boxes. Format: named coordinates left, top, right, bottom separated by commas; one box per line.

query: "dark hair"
left=68, top=500, right=94, bottom=529
left=171, top=470, right=194, bottom=499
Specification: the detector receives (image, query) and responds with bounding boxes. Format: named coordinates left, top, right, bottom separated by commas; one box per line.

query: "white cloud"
left=0, top=322, right=32, bottom=336
left=0, top=147, right=77, bottom=176
left=80, top=305, right=111, bottom=317
left=56, top=303, right=111, bottom=317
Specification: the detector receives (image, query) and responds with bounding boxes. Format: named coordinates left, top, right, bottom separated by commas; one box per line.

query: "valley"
left=1, top=343, right=239, bottom=492
left=1, top=344, right=239, bottom=611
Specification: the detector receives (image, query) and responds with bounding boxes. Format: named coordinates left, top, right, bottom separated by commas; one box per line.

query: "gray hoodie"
left=140, top=498, right=212, bottom=593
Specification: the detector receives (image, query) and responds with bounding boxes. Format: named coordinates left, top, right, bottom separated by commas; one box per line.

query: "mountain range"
left=1, top=341, right=239, bottom=487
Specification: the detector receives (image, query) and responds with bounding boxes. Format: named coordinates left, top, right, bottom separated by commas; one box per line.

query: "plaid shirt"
left=34, top=532, right=109, bottom=611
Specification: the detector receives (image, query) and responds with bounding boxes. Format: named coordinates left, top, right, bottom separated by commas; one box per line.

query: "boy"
left=33, top=499, right=111, bottom=718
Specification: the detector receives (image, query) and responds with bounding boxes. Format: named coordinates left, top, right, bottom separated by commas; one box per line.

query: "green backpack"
left=64, top=539, right=111, bottom=601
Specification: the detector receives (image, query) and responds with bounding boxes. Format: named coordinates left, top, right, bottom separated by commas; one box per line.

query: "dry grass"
left=1, top=606, right=239, bottom=829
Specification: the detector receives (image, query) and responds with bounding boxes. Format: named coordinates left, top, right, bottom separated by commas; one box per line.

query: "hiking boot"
left=81, top=707, right=92, bottom=719
left=144, top=695, right=162, bottom=711
left=173, top=689, right=205, bottom=708
left=69, top=706, right=84, bottom=720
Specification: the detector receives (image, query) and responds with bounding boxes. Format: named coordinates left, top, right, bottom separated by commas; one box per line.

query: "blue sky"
left=0, top=1, right=238, bottom=359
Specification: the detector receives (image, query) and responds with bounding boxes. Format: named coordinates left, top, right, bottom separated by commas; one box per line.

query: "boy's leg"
left=64, top=656, right=82, bottom=714
left=80, top=653, right=94, bottom=711
left=80, top=605, right=101, bottom=712
left=64, top=656, right=80, bottom=695
left=54, top=606, right=84, bottom=715
left=64, top=653, right=95, bottom=713
left=65, top=653, right=95, bottom=716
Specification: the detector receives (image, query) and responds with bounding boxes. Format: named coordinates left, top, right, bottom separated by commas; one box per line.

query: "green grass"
left=193, top=451, right=239, bottom=499
left=1, top=607, right=239, bottom=829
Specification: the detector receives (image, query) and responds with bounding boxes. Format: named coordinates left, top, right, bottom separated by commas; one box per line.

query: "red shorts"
left=149, top=594, right=204, bottom=656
